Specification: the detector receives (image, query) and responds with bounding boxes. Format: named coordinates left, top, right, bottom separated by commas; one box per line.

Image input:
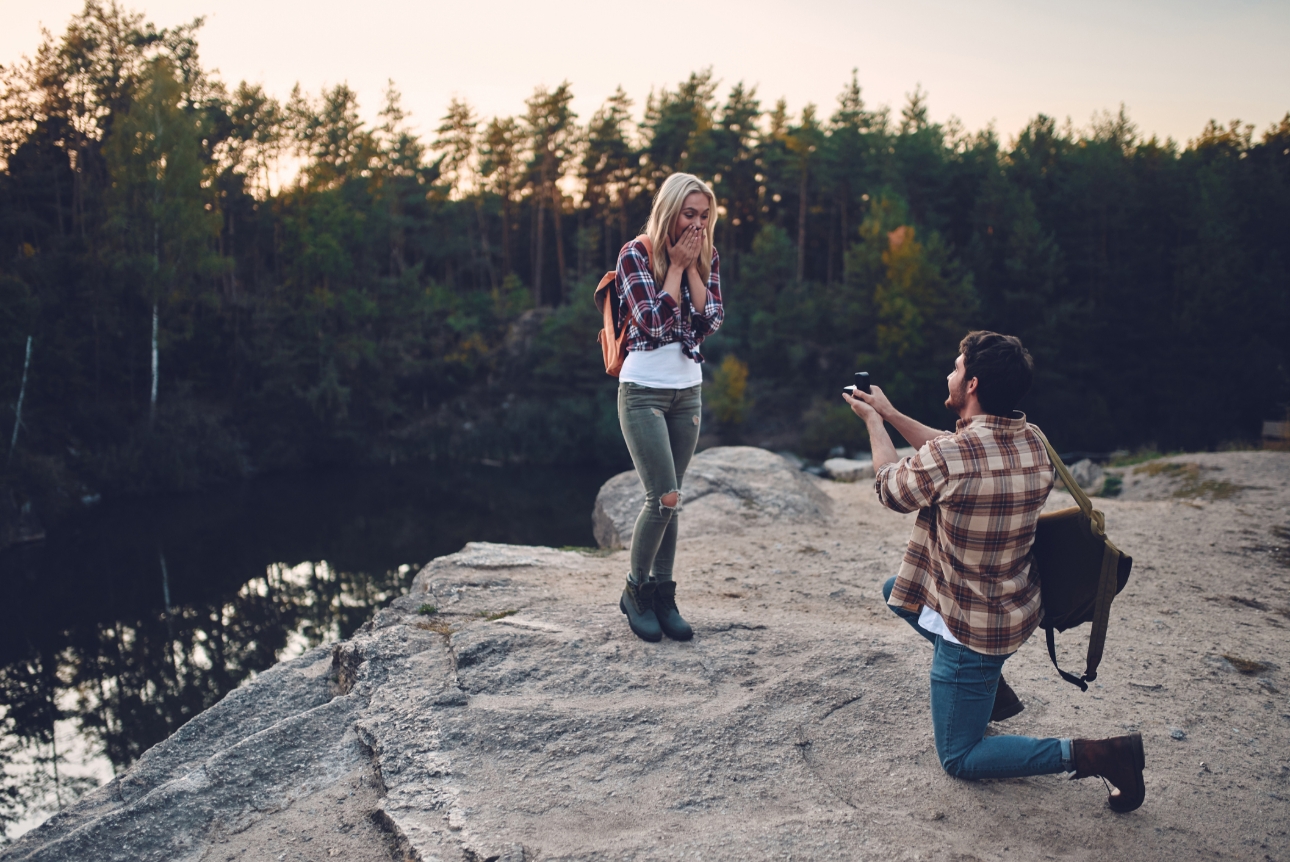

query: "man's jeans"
left=883, top=577, right=1073, bottom=779
left=618, top=382, right=703, bottom=584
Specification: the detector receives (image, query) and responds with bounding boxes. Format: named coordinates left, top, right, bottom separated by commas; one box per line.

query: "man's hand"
left=844, top=389, right=899, bottom=468
left=843, top=389, right=879, bottom=423
left=852, top=384, right=896, bottom=421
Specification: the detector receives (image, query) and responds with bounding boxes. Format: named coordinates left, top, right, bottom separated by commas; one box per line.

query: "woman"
left=614, top=173, right=724, bottom=642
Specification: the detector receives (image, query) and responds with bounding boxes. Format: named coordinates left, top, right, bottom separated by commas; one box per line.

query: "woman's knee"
left=642, top=489, right=681, bottom=517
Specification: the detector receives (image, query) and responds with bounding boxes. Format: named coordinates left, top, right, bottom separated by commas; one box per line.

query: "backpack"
left=1030, top=425, right=1134, bottom=691
left=594, top=235, right=652, bottom=377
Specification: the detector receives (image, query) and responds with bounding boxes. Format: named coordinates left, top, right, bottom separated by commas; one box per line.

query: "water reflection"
left=0, top=462, right=612, bottom=839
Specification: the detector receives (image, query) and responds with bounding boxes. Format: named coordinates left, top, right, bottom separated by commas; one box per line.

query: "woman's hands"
left=668, top=224, right=703, bottom=271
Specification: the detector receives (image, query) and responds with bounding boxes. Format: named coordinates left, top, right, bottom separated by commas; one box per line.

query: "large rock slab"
left=592, top=446, right=832, bottom=549
left=822, top=457, right=874, bottom=482
left=8, top=451, right=1290, bottom=861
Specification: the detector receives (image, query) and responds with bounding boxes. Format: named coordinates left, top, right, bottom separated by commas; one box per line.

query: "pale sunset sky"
left=3, top=0, right=1287, bottom=147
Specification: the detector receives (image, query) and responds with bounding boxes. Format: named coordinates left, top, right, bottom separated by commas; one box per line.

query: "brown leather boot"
left=990, top=674, right=1024, bottom=722
left=1072, top=732, right=1146, bottom=812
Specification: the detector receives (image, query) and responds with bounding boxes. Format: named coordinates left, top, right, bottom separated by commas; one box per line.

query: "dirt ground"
left=630, top=449, right=1290, bottom=861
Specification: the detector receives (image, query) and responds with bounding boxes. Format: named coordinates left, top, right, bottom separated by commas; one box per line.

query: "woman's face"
left=670, top=191, right=711, bottom=242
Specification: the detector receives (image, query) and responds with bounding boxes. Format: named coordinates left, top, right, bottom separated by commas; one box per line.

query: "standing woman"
left=614, top=172, right=724, bottom=642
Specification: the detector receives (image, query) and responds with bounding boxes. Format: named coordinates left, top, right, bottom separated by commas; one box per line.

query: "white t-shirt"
left=619, top=342, right=702, bottom=389
left=918, top=604, right=963, bottom=645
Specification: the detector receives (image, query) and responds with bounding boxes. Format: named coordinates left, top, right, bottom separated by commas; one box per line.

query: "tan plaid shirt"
left=875, top=413, right=1054, bottom=655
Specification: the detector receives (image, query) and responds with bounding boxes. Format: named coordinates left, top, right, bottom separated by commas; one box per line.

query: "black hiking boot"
left=653, top=581, right=693, bottom=641
left=620, top=579, right=662, bottom=642
left=990, top=674, right=1024, bottom=722
left=1072, top=732, right=1147, bottom=813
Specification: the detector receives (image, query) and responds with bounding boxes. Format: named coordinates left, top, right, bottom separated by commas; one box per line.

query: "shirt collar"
left=955, top=411, right=1029, bottom=433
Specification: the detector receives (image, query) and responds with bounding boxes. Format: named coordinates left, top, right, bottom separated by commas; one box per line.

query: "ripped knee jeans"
left=618, top=381, right=703, bottom=584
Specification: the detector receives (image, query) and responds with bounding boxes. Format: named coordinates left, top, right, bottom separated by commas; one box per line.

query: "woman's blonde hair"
left=645, top=173, right=718, bottom=285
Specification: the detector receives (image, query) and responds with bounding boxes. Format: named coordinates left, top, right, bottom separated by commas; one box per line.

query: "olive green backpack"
left=1030, top=426, right=1134, bottom=691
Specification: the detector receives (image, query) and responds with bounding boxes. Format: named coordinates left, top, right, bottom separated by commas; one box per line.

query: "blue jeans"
left=883, top=577, right=1073, bottom=779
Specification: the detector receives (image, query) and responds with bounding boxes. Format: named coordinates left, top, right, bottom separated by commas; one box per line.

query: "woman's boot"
left=1072, top=732, right=1146, bottom=812
left=654, top=581, right=693, bottom=641
left=620, top=579, right=662, bottom=642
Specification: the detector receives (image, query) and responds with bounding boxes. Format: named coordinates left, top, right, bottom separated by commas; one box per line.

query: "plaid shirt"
left=615, top=240, right=724, bottom=362
left=876, top=413, right=1055, bottom=655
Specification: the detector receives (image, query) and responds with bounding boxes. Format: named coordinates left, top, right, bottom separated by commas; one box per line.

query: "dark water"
left=0, top=462, right=613, bottom=836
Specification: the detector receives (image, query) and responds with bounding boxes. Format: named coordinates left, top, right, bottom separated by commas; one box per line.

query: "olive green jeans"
left=617, top=382, right=703, bottom=584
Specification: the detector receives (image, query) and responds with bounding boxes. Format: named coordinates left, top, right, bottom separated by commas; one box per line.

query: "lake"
left=0, top=461, right=616, bottom=839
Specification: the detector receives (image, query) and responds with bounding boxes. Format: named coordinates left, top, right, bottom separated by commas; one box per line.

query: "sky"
left=2, top=0, right=1288, bottom=148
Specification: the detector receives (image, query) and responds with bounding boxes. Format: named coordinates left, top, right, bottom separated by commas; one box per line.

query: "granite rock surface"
left=591, top=445, right=832, bottom=549
left=6, top=450, right=1290, bottom=861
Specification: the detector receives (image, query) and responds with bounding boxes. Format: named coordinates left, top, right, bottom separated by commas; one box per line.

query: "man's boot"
left=653, top=581, right=693, bottom=641
left=990, top=674, right=1024, bottom=722
left=620, top=579, right=662, bottom=642
left=1072, top=733, right=1146, bottom=812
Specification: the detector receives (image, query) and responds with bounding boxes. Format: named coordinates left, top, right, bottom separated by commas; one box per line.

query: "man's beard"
left=945, top=377, right=968, bottom=413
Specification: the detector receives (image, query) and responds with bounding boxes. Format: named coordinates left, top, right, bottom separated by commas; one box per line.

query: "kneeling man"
left=845, top=331, right=1145, bottom=812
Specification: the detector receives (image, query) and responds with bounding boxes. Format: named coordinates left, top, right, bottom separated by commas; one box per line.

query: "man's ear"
left=965, top=376, right=979, bottom=396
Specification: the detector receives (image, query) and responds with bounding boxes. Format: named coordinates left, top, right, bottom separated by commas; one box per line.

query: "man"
left=844, top=331, right=1145, bottom=812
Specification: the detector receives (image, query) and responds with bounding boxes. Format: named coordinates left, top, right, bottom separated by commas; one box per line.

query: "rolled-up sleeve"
left=617, top=242, right=679, bottom=340
left=691, top=248, right=724, bottom=336
left=874, top=443, right=952, bottom=513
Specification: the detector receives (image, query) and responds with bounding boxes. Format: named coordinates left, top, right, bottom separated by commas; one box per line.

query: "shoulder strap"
left=1029, top=424, right=1096, bottom=525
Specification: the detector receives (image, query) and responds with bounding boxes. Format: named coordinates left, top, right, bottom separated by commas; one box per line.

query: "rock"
left=591, top=446, right=832, bottom=549
left=823, top=446, right=918, bottom=484
left=775, top=450, right=806, bottom=470
left=1066, top=458, right=1105, bottom=494
left=823, top=457, right=874, bottom=482
left=11, top=449, right=1290, bottom=861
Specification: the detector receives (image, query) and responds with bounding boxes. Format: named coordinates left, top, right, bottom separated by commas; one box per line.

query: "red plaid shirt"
left=614, top=239, right=724, bottom=362
left=876, top=413, right=1055, bottom=655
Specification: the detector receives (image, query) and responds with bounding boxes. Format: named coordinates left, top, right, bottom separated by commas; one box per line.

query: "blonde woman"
left=614, top=172, right=724, bottom=642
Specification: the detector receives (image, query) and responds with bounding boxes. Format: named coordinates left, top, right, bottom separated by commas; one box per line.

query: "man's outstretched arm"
left=843, top=390, right=900, bottom=468
left=849, top=386, right=947, bottom=452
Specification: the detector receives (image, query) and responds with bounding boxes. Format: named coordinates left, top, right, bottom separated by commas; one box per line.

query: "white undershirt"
left=918, top=605, right=963, bottom=645
left=619, top=342, right=702, bottom=389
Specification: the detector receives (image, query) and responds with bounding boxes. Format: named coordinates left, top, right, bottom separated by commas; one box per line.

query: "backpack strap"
left=598, top=235, right=655, bottom=325
left=1045, top=627, right=1090, bottom=691
left=1029, top=424, right=1125, bottom=690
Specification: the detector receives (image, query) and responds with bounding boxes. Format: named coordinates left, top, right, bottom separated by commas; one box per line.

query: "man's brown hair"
left=959, top=331, right=1034, bottom=416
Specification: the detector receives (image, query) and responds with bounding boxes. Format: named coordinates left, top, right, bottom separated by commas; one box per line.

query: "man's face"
left=945, top=354, right=970, bottom=413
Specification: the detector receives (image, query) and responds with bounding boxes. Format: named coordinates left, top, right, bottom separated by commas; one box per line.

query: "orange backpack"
left=594, top=235, right=652, bottom=377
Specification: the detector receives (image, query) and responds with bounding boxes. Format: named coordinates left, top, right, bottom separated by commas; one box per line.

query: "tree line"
left=2, top=1, right=1288, bottom=516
